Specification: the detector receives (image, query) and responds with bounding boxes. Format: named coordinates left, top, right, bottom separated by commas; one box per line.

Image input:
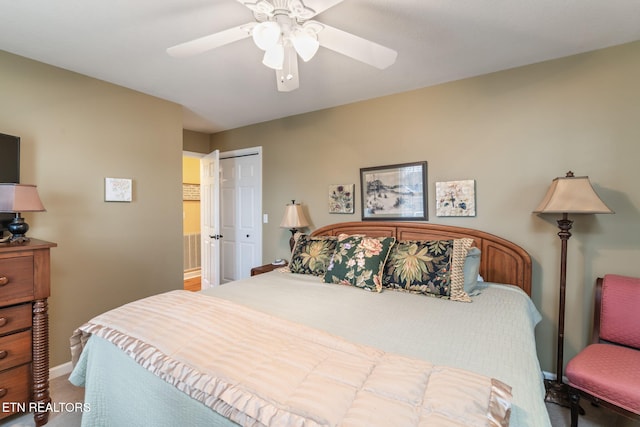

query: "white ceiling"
left=1, top=0, right=639, bottom=134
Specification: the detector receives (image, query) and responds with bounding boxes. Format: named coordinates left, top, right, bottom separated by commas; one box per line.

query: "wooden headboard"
left=311, top=221, right=532, bottom=296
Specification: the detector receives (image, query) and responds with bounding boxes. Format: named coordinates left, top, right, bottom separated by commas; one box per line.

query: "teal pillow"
left=289, top=234, right=337, bottom=276
left=323, top=235, right=396, bottom=292
left=464, top=247, right=481, bottom=294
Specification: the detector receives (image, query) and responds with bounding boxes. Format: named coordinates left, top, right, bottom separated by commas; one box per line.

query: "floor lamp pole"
left=534, top=171, right=614, bottom=408
left=545, top=212, right=573, bottom=406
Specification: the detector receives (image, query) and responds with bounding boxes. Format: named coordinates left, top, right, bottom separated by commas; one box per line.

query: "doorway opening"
left=182, top=147, right=263, bottom=291
left=183, top=152, right=203, bottom=291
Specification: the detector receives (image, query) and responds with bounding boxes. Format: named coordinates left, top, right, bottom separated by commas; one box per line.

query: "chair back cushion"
left=600, top=274, right=640, bottom=349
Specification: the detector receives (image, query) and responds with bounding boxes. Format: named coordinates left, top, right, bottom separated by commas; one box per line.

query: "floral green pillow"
left=289, top=234, right=337, bottom=276
left=323, top=235, right=396, bottom=292
left=382, top=238, right=473, bottom=302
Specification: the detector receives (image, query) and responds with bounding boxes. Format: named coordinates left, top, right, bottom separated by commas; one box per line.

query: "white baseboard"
left=184, top=269, right=201, bottom=280
left=542, top=370, right=569, bottom=383
left=50, top=361, right=73, bottom=379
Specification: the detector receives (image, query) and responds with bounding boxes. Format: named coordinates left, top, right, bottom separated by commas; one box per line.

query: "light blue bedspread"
left=70, top=271, right=550, bottom=427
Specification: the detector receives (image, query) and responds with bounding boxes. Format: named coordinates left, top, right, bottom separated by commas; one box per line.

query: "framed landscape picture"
left=360, top=161, right=427, bottom=221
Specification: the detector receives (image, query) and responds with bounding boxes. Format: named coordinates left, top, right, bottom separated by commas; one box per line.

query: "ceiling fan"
left=167, top=0, right=397, bottom=92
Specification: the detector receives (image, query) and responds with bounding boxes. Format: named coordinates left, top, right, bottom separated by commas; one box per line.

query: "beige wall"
left=210, top=41, right=640, bottom=374
left=0, top=51, right=184, bottom=366
left=2, top=40, right=637, bottom=373
left=183, top=129, right=210, bottom=154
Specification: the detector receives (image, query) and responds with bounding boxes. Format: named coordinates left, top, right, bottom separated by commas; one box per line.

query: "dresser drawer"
left=0, top=330, right=31, bottom=372
left=0, top=364, right=30, bottom=418
left=0, top=254, right=34, bottom=303
left=0, top=304, right=31, bottom=336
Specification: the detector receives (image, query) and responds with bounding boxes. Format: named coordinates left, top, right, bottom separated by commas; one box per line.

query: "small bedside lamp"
left=280, top=200, right=309, bottom=251
left=0, top=184, right=46, bottom=243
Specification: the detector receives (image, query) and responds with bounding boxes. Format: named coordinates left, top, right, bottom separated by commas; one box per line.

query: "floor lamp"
left=533, top=171, right=613, bottom=406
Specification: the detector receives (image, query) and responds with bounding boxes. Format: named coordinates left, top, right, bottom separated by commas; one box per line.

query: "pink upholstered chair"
left=565, top=274, right=640, bottom=427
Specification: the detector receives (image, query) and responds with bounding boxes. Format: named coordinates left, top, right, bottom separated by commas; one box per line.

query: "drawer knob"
left=0, top=388, right=6, bottom=398
left=0, top=350, right=7, bottom=359
left=0, top=317, right=6, bottom=327
left=0, top=276, right=8, bottom=286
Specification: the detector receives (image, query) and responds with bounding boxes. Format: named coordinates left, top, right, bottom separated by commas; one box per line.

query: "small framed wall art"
left=435, top=179, right=476, bottom=216
left=328, top=184, right=354, bottom=214
left=183, top=183, right=200, bottom=201
left=105, top=177, right=132, bottom=202
left=360, top=161, right=427, bottom=221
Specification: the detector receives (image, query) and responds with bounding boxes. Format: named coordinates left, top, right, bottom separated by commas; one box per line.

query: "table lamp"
left=0, top=183, right=46, bottom=243
left=280, top=200, right=309, bottom=251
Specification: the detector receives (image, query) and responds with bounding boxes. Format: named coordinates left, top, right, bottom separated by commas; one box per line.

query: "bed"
left=69, top=222, right=550, bottom=427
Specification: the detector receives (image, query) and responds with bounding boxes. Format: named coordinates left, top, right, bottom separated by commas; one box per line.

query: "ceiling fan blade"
left=276, top=44, right=299, bottom=92
left=167, top=24, right=255, bottom=58
left=314, top=21, right=397, bottom=69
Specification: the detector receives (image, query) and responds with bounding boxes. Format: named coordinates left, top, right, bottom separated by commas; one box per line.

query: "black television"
left=0, top=132, right=20, bottom=237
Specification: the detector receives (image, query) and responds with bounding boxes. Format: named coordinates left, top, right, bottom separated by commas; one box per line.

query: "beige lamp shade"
left=0, top=184, right=46, bottom=212
left=533, top=174, right=613, bottom=214
left=280, top=202, right=310, bottom=229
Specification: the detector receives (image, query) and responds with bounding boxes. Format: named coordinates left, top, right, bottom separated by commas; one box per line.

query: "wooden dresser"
left=0, top=239, right=56, bottom=426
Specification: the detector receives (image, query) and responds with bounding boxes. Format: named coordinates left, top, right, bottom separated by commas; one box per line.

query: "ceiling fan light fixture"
left=291, top=29, right=319, bottom=62
left=262, top=43, right=284, bottom=69
left=252, top=21, right=281, bottom=51
left=168, top=0, right=397, bottom=93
